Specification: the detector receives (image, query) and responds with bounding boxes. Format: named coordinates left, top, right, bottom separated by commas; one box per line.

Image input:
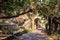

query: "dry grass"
left=49, top=33, right=58, bottom=40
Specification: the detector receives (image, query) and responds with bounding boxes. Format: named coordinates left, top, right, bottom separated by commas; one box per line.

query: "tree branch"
left=0, top=9, right=32, bottom=19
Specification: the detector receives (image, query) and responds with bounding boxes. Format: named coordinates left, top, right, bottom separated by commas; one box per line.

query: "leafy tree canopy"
left=0, top=0, right=60, bottom=18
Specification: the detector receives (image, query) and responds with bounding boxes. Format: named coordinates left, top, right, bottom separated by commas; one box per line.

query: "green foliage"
left=38, top=0, right=60, bottom=17
left=20, top=26, right=33, bottom=33
left=5, top=10, right=13, bottom=16
left=24, top=29, right=33, bottom=33
left=1, top=0, right=26, bottom=16
left=2, top=2, right=17, bottom=10
left=0, top=0, right=60, bottom=17
left=0, top=22, right=9, bottom=24
left=44, top=0, right=57, bottom=6
left=20, top=26, right=25, bottom=29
